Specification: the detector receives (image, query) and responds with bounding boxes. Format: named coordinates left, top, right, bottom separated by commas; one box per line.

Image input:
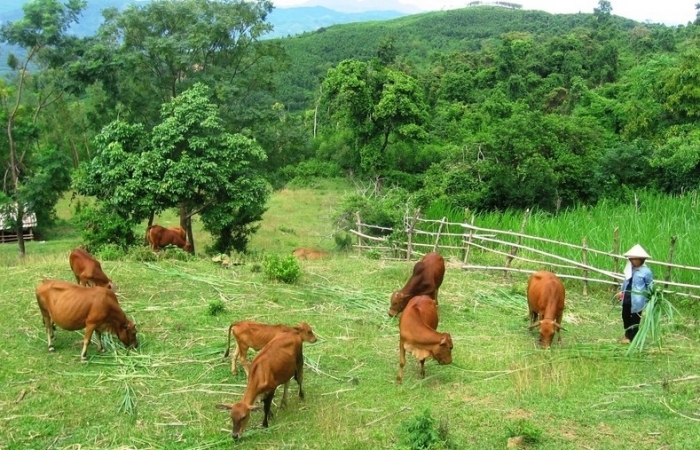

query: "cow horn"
left=554, top=322, right=566, bottom=331
left=528, top=321, right=541, bottom=329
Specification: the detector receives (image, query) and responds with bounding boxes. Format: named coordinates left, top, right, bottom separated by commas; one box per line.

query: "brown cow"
left=389, top=252, right=445, bottom=316
left=146, top=224, right=192, bottom=253
left=69, top=248, right=116, bottom=291
left=397, top=295, right=453, bottom=383
left=527, top=271, right=566, bottom=349
left=35, top=280, right=138, bottom=360
left=224, top=321, right=317, bottom=377
left=217, top=330, right=305, bottom=439
left=292, top=247, right=329, bottom=260
left=168, top=226, right=186, bottom=241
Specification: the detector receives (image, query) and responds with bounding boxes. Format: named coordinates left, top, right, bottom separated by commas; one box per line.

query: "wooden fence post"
left=582, top=236, right=589, bottom=296
left=463, top=213, right=475, bottom=264
left=612, top=227, right=620, bottom=290
left=355, top=212, right=363, bottom=253
left=504, top=208, right=530, bottom=276
left=433, top=217, right=446, bottom=252
left=665, top=235, right=677, bottom=289
left=406, top=208, right=420, bottom=261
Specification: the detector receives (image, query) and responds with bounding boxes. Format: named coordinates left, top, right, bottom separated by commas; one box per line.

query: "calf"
left=69, top=248, right=116, bottom=291
left=527, top=271, right=566, bottom=349
left=218, top=330, right=304, bottom=439
left=397, top=295, right=453, bottom=383
left=292, top=247, right=329, bottom=260
left=146, top=224, right=192, bottom=253
left=224, top=321, right=317, bottom=376
left=389, top=252, right=445, bottom=316
left=35, top=280, right=138, bottom=360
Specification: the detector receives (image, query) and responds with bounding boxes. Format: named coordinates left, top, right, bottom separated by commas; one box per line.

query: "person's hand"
left=617, top=292, right=623, bottom=301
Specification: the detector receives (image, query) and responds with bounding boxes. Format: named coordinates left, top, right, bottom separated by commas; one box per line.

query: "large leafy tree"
left=75, top=83, right=269, bottom=254
left=320, top=59, right=428, bottom=185
left=0, top=0, right=85, bottom=255
left=77, top=0, right=285, bottom=131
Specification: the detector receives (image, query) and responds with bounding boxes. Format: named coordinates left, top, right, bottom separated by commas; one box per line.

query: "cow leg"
left=95, top=330, right=105, bottom=353
left=230, top=345, right=239, bottom=375
left=261, top=391, right=275, bottom=428
left=238, top=345, right=250, bottom=377
left=280, top=381, right=290, bottom=409
left=42, top=314, right=55, bottom=352
left=294, top=366, right=304, bottom=401
left=397, top=339, right=406, bottom=383
left=419, top=359, right=426, bottom=378
left=81, top=325, right=97, bottom=361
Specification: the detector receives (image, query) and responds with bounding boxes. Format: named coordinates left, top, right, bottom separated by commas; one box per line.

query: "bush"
left=76, top=204, right=137, bottom=253
left=336, top=187, right=410, bottom=236
left=96, top=243, right=126, bottom=261
left=126, top=246, right=159, bottom=262
left=334, top=231, right=353, bottom=251
left=400, top=409, right=442, bottom=450
left=207, top=299, right=226, bottom=316
left=262, top=253, right=301, bottom=283
left=505, top=419, right=543, bottom=446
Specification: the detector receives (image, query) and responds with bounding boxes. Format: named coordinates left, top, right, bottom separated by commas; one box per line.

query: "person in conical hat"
left=618, top=244, right=654, bottom=344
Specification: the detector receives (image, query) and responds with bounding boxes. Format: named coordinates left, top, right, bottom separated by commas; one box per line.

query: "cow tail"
left=223, top=323, right=234, bottom=357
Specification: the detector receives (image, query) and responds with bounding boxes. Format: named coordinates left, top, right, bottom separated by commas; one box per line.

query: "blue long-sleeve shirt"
left=621, top=264, right=654, bottom=313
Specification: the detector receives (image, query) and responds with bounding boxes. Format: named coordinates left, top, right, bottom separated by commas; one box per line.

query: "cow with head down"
left=389, top=252, right=445, bottom=317
left=527, top=270, right=566, bottom=349
left=146, top=224, right=192, bottom=253
left=35, top=280, right=138, bottom=360
left=69, top=248, right=116, bottom=291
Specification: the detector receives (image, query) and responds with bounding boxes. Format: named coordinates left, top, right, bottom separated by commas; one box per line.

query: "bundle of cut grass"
left=627, top=285, right=679, bottom=355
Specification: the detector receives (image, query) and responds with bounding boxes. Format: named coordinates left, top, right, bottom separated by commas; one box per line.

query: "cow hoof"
left=48, top=346, right=55, bottom=352
left=80, top=356, right=88, bottom=362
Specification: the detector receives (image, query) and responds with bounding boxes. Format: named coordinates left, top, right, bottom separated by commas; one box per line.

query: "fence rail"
left=352, top=210, right=700, bottom=300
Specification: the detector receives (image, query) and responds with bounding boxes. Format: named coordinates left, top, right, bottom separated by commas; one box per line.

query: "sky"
left=273, top=0, right=698, bottom=26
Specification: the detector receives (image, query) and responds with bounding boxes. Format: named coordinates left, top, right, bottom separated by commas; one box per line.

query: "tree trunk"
left=145, top=211, right=155, bottom=245
left=179, top=202, right=195, bottom=254
left=15, top=206, right=26, bottom=256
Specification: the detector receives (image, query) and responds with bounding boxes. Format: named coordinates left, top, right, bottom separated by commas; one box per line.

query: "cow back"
left=390, top=252, right=445, bottom=315
left=246, top=331, right=303, bottom=398
left=527, top=271, right=565, bottom=318
left=69, top=248, right=114, bottom=289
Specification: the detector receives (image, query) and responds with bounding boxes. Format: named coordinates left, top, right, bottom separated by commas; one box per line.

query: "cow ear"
left=216, top=403, right=234, bottom=411
left=439, top=336, right=447, bottom=346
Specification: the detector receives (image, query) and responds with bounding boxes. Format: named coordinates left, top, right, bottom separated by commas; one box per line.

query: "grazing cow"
left=292, top=247, right=329, bottom=260
left=168, top=226, right=186, bottom=241
left=217, top=330, right=305, bottom=439
left=389, top=252, right=445, bottom=316
left=69, top=248, right=116, bottom=291
left=35, top=280, right=138, bottom=360
left=527, top=271, right=566, bottom=349
left=397, top=295, right=453, bottom=383
left=224, top=321, right=317, bottom=377
left=146, top=224, right=192, bottom=253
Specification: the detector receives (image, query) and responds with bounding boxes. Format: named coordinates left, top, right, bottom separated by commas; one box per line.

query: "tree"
left=75, top=83, right=270, bottom=254
left=0, top=0, right=86, bottom=255
left=321, top=59, right=428, bottom=186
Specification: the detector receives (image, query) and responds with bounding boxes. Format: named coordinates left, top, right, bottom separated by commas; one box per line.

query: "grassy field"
left=1, top=179, right=699, bottom=449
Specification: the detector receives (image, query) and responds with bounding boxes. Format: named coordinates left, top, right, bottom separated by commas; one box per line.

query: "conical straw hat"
left=623, top=244, right=651, bottom=259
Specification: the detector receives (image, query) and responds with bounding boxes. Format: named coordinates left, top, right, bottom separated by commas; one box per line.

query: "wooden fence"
left=350, top=210, right=700, bottom=301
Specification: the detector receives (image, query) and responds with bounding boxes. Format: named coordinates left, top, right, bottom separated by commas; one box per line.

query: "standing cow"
left=146, top=224, right=192, bottom=253
left=69, top=248, right=116, bottom=291
left=527, top=271, right=566, bottom=349
left=397, top=295, right=453, bottom=383
left=389, top=252, right=445, bottom=316
left=218, top=330, right=305, bottom=439
left=35, top=280, right=138, bottom=360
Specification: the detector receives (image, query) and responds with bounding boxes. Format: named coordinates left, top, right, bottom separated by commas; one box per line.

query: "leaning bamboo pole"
left=665, top=236, right=677, bottom=289
left=582, top=236, right=589, bottom=296
left=504, top=209, right=530, bottom=277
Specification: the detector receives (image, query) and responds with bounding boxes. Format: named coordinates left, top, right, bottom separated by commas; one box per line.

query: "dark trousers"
left=622, top=298, right=641, bottom=340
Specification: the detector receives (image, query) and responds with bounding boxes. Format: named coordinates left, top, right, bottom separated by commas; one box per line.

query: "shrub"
left=126, top=246, right=159, bottom=262
left=75, top=204, right=137, bottom=253
left=400, top=409, right=442, bottom=450
left=262, top=253, right=301, bottom=283
left=336, top=187, right=410, bottom=236
left=334, top=231, right=353, bottom=251
left=505, top=419, right=543, bottom=446
left=366, top=248, right=381, bottom=260
left=208, top=299, right=226, bottom=316
left=96, top=243, right=126, bottom=261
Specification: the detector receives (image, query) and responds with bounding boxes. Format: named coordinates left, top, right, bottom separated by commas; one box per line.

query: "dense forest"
left=1, top=0, right=700, bottom=255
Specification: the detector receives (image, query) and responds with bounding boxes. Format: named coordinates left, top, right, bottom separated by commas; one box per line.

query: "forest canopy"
left=2, top=0, right=700, bottom=253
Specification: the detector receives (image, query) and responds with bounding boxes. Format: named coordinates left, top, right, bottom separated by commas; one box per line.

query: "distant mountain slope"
left=275, top=5, right=642, bottom=110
